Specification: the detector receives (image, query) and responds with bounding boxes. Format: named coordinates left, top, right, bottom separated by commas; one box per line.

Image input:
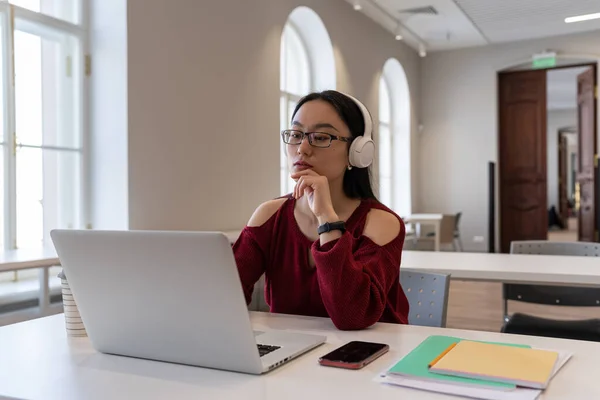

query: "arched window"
left=280, top=7, right=335, bottom=196
left=378, top=77, right=392, bottom=207
left=280, top=23, right=310, bottom=194
left=379, top=58, right=411, bottom=217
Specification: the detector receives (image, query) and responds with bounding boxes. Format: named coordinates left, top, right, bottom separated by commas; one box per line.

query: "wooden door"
left=558, top=133, right=569, bottom=227
left=499, top=70, right=547, bottom=253
left=576, top=66, right=598, bottom=242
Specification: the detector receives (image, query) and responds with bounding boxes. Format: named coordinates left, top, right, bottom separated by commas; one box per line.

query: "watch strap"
left=317, top=221, right=346, bottom=235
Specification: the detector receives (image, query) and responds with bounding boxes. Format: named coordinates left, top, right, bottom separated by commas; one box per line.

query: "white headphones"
left=343, top=93, right=375, bottom=169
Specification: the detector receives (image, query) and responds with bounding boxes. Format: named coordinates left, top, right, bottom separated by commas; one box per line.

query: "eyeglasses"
left=281, top=129, right=353, bottom=148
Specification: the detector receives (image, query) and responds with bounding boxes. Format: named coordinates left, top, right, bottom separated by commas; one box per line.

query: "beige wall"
left=420, top=30, right=600, bottom=252
left=127, top=0, right=421, bottom=231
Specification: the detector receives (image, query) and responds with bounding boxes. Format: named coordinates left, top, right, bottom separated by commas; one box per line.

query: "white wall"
left=420, top=30, right=600, bottom=252
left=547, top=109, right=577, bottom=209
left=126, top=0, right=421, bottom=231
left=90, top=0, right=128, bottom=229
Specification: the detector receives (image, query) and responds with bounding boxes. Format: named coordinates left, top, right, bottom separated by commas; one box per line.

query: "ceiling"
left=547, top=66, right=590, bottom=111
left=348, top=0, right=600, bottom=51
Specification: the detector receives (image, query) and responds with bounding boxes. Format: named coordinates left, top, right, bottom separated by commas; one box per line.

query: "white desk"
left=0, top=247, right=59, bottom=273
left=404, top=214, right=443, bottom=251
left=1, top=312, right=599, bottom=400
left=0, top=247, right=62, bottom=326
left=402, top=250, right=600, bottom=287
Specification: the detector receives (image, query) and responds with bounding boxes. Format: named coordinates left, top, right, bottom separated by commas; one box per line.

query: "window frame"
left=0, top=0, right=89, bottom=250
left=280, top=21, right=312, bottom=196
left=379, top=58, right=411, bottom=217
left=378, top=74, right=393, bottom=208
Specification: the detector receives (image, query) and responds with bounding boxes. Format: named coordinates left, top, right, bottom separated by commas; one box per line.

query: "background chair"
left=400, top=269, right=450, bottom=327
left=453, top=212, right=463, bottom=251
left=248, top=274, right=269, bottom=312
left=420, top=214, right=458, bottom=251
left=502, top=240, right=600, bottom=342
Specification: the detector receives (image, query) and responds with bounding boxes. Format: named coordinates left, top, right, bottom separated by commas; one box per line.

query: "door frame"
left=575, top=65, right=598, bottom=242
left=557, top=127, right=577, bottom=228
left=558, top=128, right=569, bottom=228
left=496, top=58, right=599, bottom=252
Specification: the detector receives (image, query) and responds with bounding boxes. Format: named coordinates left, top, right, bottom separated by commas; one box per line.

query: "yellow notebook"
left=429, top=340, right=559, bottom=389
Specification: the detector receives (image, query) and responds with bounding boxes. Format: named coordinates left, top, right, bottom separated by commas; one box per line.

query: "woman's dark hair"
left=291, top=90, right=377, bottom=200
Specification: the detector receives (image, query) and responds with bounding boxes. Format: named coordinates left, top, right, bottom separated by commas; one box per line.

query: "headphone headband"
left=342, top=93, right=373, bottom=140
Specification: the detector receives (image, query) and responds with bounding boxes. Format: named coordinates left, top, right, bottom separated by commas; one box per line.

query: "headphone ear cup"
left=349, top=136, right=375, bottom=168
left=339, top=91, right=375, bottom=168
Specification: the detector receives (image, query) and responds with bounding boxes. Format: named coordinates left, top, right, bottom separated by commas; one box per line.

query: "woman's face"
left=286, top=100, right=352, bottom=183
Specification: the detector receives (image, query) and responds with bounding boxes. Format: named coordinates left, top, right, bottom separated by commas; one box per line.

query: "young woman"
left=233, top=90, right=409, bottom=330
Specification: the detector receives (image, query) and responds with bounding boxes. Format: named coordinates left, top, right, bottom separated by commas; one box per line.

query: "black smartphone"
left=318, top=341, right=389, bottom=370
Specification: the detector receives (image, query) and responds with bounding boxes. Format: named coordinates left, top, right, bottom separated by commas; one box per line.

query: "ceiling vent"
left=397, top=6, right=438, bottom=16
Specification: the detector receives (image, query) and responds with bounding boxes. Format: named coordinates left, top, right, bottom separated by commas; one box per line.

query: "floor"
left=547, top=217, right=578, bottom=242
left=446, top=216, right=593, bottom=332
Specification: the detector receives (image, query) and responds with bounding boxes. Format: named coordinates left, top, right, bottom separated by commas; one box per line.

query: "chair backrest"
left=506, top=241, right=600, bottom=307
left=510, top=241, right=600, bottom=256
left=439, top=214, right=457, bottom=244
left=400, top=269, right=450, bottom=327
left=454, top=212, right=462, bottom=232
left=248, top=274, right=269, bottom=312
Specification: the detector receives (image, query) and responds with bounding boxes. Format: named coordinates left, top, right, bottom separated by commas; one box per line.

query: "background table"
left=404, top=214, right=443, bottom=251
left=401, top=250, right=600, bottom=287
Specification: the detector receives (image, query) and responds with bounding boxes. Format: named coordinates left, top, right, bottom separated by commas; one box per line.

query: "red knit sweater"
left=233, top=197, right=409, bottom=330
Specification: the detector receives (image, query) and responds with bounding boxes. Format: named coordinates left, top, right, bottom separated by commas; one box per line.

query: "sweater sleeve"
left=233, top=225, right=271, bottom=305
left=311, top=229, right=405, bottom=330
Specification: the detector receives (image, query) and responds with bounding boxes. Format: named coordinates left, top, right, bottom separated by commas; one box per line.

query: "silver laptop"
left=50, top=229, right=326, bottom=375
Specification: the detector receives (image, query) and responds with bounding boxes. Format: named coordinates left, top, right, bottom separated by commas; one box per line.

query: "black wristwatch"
left=317, top=221, right=346, bottom=235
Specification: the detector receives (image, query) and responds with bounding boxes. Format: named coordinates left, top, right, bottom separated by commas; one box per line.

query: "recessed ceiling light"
left=394, top=23, right=403, bottom=41
left=353, top=2, right=362, bottom=11
left=565, top=12, right=600, bottom=23
left=419, top=44, right=427, bottom=57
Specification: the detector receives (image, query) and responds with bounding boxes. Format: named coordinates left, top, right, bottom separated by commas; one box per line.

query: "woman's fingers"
left=296, top=176, right=306, bottom=199
left=303, top=185, right=314, bottom=199
left=296, top=178, right=302, bottom=199
left=291, top=169, right=320, bottom=198
left=295, top=176, right=315, bottom=199
left=294, top=178, right=299, bottom=198
left=293, top=177, right=297, bottom=198
left=294, top=176, right=301, bottom=199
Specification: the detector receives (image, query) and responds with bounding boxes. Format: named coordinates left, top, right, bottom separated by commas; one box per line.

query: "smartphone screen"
left=318, top=341, right=389, bottom=368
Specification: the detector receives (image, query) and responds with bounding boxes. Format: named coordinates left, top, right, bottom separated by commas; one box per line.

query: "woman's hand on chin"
left=290, top=169, right=339, bottom=223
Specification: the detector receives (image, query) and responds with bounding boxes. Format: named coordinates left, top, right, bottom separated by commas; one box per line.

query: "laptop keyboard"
left=257, top=344, right=281, bottom=357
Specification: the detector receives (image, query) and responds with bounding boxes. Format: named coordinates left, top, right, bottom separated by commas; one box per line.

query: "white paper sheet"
left=375, top=349, right=572, bottom=400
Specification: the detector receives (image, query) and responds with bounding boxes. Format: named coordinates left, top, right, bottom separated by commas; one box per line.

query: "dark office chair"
left=501, top=241, right=600, bottom=342
left=248, top=274, right=269, bottom=312
left=453, top=212, right=462, bottom=251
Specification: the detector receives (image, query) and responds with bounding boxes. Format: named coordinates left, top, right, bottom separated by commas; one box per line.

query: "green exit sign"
left=532, top=52, right=557, bottom=69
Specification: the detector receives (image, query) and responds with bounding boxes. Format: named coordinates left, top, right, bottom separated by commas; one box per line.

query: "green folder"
left=387, top=335, right=531, bottom=390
